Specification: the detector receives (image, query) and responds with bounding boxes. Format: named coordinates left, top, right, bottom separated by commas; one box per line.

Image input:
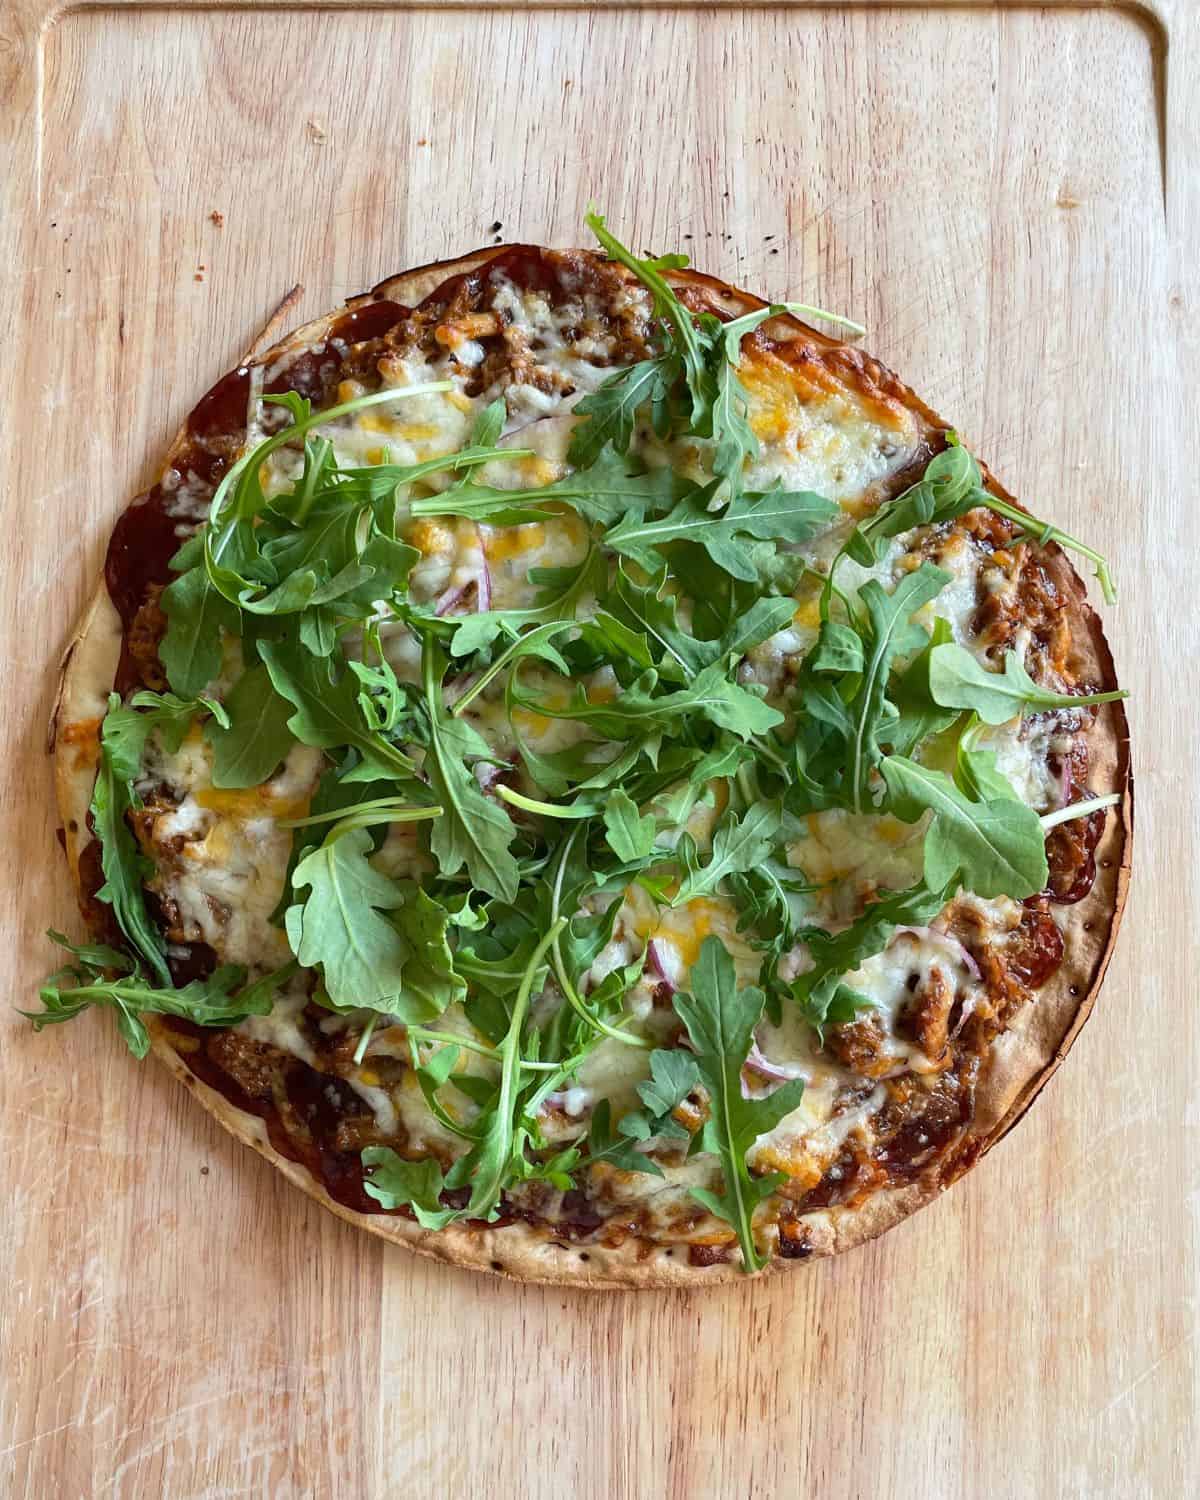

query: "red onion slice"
left=645, top=938, right=678, bottom=994
left=475, top=524, right=493, bottom=612
left=473, top=761, right=503, bottom=792
left=434, top=581, right=469, bottom=617
left=743, top=1041, right=808, bottom=1084
left=892, top=926, right=981, bottom=980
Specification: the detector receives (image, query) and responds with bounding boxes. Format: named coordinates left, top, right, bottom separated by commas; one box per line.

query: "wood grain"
left=1, top=2, right=1195, bottom=1496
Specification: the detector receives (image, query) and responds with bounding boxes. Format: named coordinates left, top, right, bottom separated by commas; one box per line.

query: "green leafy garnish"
left=24, top=931, right=282, bottom=1059
left=880, top=755, right=1048, bottom=898
left=259, top=638, right=416, bottom=779
left=671, top=937, right=805, bottom=1272
left=421, top=636, right=521, bottom=902
left=928, top=643, right=1128, bottom=724
left=361, top=1148, right=457, bottom=1227
left=791, top=880, right=952, bottom=1034
left=605, top=484, right=838, bottom=579
left=205, top=664, right=294, bottom=787
left=39, top=210, right=1127, bottom=1281
left=671, top=802, right=784, bottom=906
left=285, top=815, right=441, bottom=1013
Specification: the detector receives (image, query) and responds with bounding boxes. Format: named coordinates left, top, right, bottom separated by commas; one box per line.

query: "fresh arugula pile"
left=34, top=213, right=1124, bottom=1270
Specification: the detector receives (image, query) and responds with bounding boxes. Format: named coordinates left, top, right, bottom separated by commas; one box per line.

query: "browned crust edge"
left=52, top=245, right=1132, bottom=1289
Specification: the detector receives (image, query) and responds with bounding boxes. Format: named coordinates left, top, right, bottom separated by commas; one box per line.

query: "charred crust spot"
left=688, top=1243, right=733, bottom=1268
left=778, top=1219, right=816, bottom=1259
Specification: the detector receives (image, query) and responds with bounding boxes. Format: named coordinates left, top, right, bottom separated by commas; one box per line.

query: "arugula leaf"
left=602, top=788, right=657, bottom=862
left=567, top=362, right=673, bottom=468
left=103, top=689, right=225, bottom=773
left=360, top=1148, right=457, bottom=1228
left=928, top=643, right=1128, bottom=725
left=41, top=928, right=133, bottom=976
left=448, top=619, right=574, bottom=717
left=846, top=563, right=950, bottom=811
left=423, top=447, right=678, bottom=532
left=205, top=664, right=294, bottom=788
left=586, top=1051, right=699, bottom=1175
left=250, top=500, right=419, bottom=620
left=885, top=617, right=960, bottom=756
left=268, top=755, right=391, bottom=924
left=671, top=937, right=805, bottom=1272
left=160, top=556, right=242, bottom=697
left=604, top=563, right=710, bottom=679
left=447, top=550, right=604, bottom=658
left=671, top=802, right=783, bottom=906
left=422, top=637, right=520, bottom=902
left=880, top=755, right=1048, bottom=898
left=259, top=638, right=416, bottom=777
left=285, top=824, right=412, bottom=1011
left=389, top=887, right=469, bottom=1019
left=459, top=919, right=566, bottom=1219
left=632, top=1048, right=700, bottom=1122
left=89, top=696, right=171, bottom=983
left=791, top=879, right=951, bottom=1034
left=850, top=438, right=982, bottom=563
left=509, top=661, right=782, bottom=743
left=25, top=931, right=275, bottom=1060
left=709, top=355, right=759, bottom=499
left=954, top=718, right=1021, bottom=803
left=468, top=398, right=506, bottom=450
left=200, top=384, right=450, bottom=602
left=586, top=1098, right=663, bottom=1174
left=605, top=484, right=838, bottom=581
left=809, top=620, right=864, bottom=675
left=586, top=212, right=711, bottom=429
left=849, top=433, right=1118, bottom=604
left=350, top=624, right=416, bottom=736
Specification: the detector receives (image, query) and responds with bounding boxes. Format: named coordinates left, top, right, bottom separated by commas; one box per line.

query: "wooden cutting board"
left=2, top=2, right=1196, bottom=1495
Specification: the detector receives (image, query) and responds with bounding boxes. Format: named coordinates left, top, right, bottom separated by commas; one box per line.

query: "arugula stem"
left=1039, top=792, right=1121, bottom=831
left=980, top=496, right=1117, bottom=605
left=359, top=445, right=533, bottom=490
left=406, top=1027, right=563, bottom=1072
left=495, top=785, right=602, bottom=821
left=465, top=918, right=566, bottom=1215
left=748, top=733, right=788, bottom=776
left=548, top=833, right=652, bottom=1051
left=774, top=302, right=866, bottom=339
left=207, top=383, right=452, bottom=566
left=449, top=619, right=575, bottom=717
left=587, top=211, right=704, bottom=365
left=353, top=1012, right=379, bottom=1066
left=277, top=801, right=442, bottom=832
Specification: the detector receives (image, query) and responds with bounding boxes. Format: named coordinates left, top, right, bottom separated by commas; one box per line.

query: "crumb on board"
left=307, top=119, right=327, bottom=144
left=209, top=210, right=224, bottom=227
left=416, top=137, right=429, bottom=146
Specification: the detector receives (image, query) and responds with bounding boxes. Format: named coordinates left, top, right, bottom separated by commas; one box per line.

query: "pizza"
left=39, top=215, right=1131, bottom=1285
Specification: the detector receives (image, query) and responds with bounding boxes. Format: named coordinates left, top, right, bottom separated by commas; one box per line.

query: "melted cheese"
left=128, top=260, right=1076, bottom=1243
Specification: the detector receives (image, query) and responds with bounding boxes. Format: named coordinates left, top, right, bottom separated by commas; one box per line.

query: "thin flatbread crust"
left=53, top=248, right=1132, bottom=1288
